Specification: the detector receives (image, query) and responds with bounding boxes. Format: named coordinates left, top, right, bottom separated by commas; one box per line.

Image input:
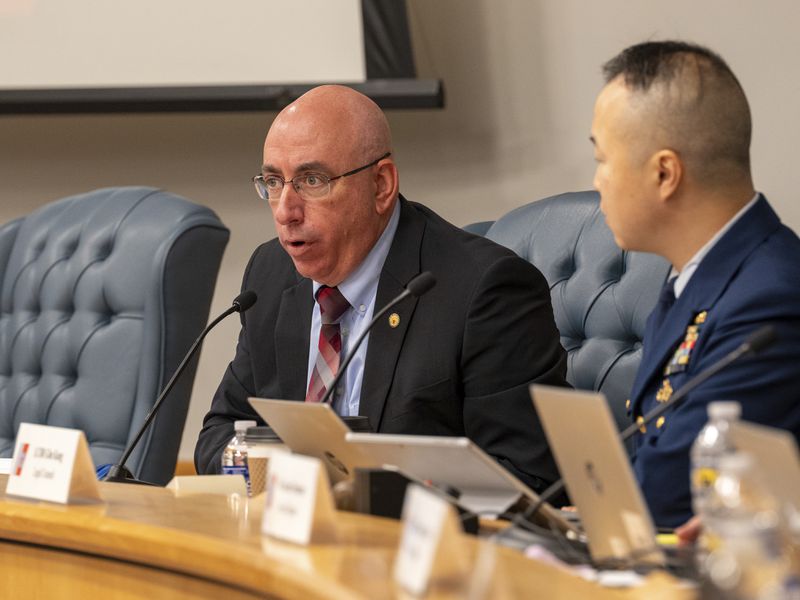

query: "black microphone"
left=318, top=271, right=436, bottom=406
left=104, top=290, right=258, bottom=484
left=525, top=324, right=778, bottom=519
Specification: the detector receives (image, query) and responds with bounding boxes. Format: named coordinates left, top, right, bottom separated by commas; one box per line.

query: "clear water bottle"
left=221, top=419, right=256, bottom=495
left=702, top=452, right=795, bottom=599
left=691, top=401, right=741, bottom=517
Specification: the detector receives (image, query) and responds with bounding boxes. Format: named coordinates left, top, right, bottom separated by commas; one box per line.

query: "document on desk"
left=0, top=458, right=10, bottom=475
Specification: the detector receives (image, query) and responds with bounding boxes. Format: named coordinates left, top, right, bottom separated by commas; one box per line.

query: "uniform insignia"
left=388, top=313, right=400, bottom=328
left=655, top=378, right=673, bottom=403
left=664, top=311, right=708, bottom=375
left=656, top=416, right=666, bottom=429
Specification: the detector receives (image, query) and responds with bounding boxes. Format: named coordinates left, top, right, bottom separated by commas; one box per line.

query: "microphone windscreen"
left=746, top=325, right=777, bottom=354
left=233, top=290, right=258, bottom=312
left=406, top=271, right=436, bottom=297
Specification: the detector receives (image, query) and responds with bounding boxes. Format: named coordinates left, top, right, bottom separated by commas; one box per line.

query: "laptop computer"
left=248, top=398, right=574, bottom=532
left=248, top=398, right=378, bottom=483
left=729, top=420, right=800, bottom=515
left=530, top=384, right=665, bottom=567
left=345, top=432, right=575, bottom=532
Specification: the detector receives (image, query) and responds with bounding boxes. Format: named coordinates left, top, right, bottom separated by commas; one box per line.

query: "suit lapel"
left=630, top=195, right=780, bottom=412
left=359, top=197, right=424, bottom=429
left=274, top=277, right=313, bottom=400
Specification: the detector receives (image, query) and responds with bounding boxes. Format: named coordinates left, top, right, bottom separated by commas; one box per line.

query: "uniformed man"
left=591, top=41, right=800, bottom=527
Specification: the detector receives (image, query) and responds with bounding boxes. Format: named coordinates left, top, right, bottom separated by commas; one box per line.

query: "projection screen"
left=0, top=0, right=442, bottom=112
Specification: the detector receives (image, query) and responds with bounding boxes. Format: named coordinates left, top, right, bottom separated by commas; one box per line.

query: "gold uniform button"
left=636, top=415, right=647, bottom=434
left=388, top=313, right=400, bottom=328
left=656, top=416, right=665, bottom=429
left=625, top=399, right=631, bottom=410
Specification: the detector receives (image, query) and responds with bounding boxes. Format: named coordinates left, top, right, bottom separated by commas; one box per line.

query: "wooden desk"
left=0, top=476, right=692, bottom=599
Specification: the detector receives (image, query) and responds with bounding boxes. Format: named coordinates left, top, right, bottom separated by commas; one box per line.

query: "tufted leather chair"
left=0, top=187, right=229, bottom=484
left=481, top=191, right=671, bottom=434
left=462, top=221, right=494, bottom=237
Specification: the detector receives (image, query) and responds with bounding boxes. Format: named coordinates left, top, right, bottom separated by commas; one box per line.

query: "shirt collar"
left=672, top=192, right=760, bottom=298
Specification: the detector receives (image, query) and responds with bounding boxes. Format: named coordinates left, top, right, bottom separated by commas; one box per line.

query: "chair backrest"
left=0, top=187, right=229, bottom=484
left=462, top=220, right=494, bottom=237
left=483, top=191, right=670, bottom=431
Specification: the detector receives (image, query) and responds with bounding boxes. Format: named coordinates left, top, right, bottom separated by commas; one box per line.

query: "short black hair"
left=602, top=40, right=740, bottom=91
left=602, top=41, right=751, bottom=180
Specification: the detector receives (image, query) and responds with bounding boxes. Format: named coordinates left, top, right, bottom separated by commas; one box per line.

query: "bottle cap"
left=707, top=401, right=741, bottom=420
left=234, top=419, right=257, bottom=432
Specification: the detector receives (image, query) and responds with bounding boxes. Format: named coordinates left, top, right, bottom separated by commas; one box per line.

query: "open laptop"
left=530, top=384, right=665, bottom=567
left=729, top=420, right=800, bottom=515
left=345, top=432, right=575, bottom=532
left=248, top=398, right=574, bottom=532
left=248, top=398, right=378, bottom=483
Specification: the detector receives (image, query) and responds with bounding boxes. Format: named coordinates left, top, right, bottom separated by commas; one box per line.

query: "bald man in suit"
left=195, top=85, right=569, bottom=493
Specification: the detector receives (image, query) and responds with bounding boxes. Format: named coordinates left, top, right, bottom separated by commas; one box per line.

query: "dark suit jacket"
left=195, top=197, right=569, bottom=491
left=630, top=196, right=800, bottom=527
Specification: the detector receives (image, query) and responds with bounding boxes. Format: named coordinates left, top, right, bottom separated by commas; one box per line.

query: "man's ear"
left=374, top=158, right=399, bottom=215
left=654, top=149, right=683, bottom=202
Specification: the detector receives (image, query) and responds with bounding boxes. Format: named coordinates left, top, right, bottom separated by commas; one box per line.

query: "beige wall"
left=1, top=0, right=798, bottom=463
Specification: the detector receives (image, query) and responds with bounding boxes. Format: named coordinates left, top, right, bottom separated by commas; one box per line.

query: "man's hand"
left=675, top=515, right=703, bottom=545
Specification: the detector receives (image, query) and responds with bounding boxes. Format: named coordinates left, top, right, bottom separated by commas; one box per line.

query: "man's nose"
left=271, top=183, right=304, bottom=224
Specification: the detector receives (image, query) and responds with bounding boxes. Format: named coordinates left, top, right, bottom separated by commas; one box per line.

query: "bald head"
left=261, top=85, right=399, bottom=286
left=267, top=85, right=392, bottom=167
left=602, top=41, right=751, bottom=186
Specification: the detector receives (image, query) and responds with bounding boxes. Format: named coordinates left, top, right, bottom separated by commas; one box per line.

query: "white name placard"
left=6, top=423, right=101, bottom=504
left=393, top=484, right=468, bottom=596
left=262, top=452, right=336, bottom=545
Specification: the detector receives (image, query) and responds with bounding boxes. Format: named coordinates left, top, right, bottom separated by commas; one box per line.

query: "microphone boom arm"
left=104, top=291, right=257, bottom=484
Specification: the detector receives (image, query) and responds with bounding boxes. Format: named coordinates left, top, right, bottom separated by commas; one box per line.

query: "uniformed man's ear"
left=655, top=149, right=682, bottom=201
left=374, top=158, right=399, bottom=215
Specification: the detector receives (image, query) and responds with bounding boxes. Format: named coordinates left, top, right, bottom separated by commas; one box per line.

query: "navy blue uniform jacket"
left=630, top=196, right=800, bottom=527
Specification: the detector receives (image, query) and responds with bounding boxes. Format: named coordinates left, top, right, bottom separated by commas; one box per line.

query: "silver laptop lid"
left=729, top=420, right=800, bottom=512
left=248, top=398, right=377, bottom=483
left=531, top=384, right=664, bottom=566
left=346, top=432, right=573, bottom=532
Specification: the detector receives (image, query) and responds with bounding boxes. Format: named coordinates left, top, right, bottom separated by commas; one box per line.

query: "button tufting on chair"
left=0, top=187, right=230, bottom=484
left=472, top=191, right=671, bottom=440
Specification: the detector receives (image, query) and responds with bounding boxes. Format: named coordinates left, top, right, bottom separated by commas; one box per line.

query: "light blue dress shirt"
left=306, top=202, right=400, bottom=416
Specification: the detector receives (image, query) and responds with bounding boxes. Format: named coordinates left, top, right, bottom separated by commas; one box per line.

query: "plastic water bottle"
left=702, top=452, right=796, bottom=599
left=691, top=401, right=741, bottom=517
left=221, top=420, right=256, bottom=495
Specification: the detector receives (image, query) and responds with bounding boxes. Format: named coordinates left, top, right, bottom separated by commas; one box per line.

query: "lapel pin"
left=389, top=313, right=400, bottom=328
left=656, top=378, right=673, bottom=402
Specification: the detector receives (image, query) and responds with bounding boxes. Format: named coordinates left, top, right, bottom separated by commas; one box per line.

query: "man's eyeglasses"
left=252, top=152, right=391, bottom=201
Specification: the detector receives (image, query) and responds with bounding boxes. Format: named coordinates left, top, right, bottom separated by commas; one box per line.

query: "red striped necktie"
left=306, top=285, right=351, bottom=403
